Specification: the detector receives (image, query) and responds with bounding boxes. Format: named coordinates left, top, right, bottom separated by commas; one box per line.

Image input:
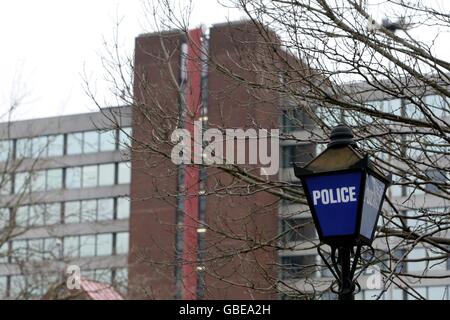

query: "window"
left=82, top=269, right=96, bottom=280
left=79, top=235, right=96, bottom=257
left=46, top=168, right=62, bottom=190
left=96, top=234, right=113, bottom=256
left=117, top=197, right=130, bottom=220
left=44, top=238, right=60, bottom=260
left=282, top=146, right=295, bottom=168
left=47, top=135, right=64, bottom=157
left=14, top=206, right=29, bottom=227
left=0, top=140, right=13, bottom=162
left=83, top=131, right=99, bottom=153
left=425, top=95, right=448, bottom=118
left=389, top=175, right=403, bottom=198
left=428, top=286, right=447, bottom=300
left=383, top=99, right=402, bottom=116
left=281, top=109, right=302, bottom=133
left=29, top=205, right=45, bottom=226
left=9, top=275, right=26, bottom=298
left=425, top=169, right=447, bottom=194
left=98, top=163, right=115, bottom=186
left=0, top=208, right=10, bottom=230
left=343, top=108, right=360, bottom=126
left=64, top=201, right=81, bottom=224
left=31, top=170, right=46, bottom=192
left=28, top=238, right=44, bottom=261
left=66, top=167, right=82, bottom=189
left=118, top=162, right=131, bottom=184
left=281, top=255, right=317, bottom=279
left=425, top=95, right=444, bottom=108
left=16, top=138, right=32, bottom=159
left=407, top=248, right=427, bottom=272
left=32, top=136, right=48, bottom=158
left=81, top=200, right=97, bottom=222
left=100, top=130, right=116, bottom=152
left=45, top=203, right=61, bottom=225
left=119, top=127, right=132, bottom=150
left=407, top=287, right=427, bottom=300
left=392, top=249, right=406, bottom=273
left=95, top=269, right=112, bottom=284
left=11, top=239, right=28, bottom=260
left=404, top=99, right=423, bottom=120
left=406, top=210, right=423, bottom=230
left=43, top=273, right=60, bottom=296
left=97, top=198, right=114, bottom=221
left=14, top=172, right=30, bottom=194
left=0, top=276, right=6, bottom=298
left=0, top=244, right=9, bottom=264
left=391, top=288, right=405, bottom=300
left=428, top=249, right=447, bottom=271
left=67, top=133, right=83, bottom=155
left=0, top=174, right=11, bottom=195
left=64, top=236, right=79, bottom=258
left=82, top=165, right=98, bottom=188
left=115, top=232, right=129, bottom=255
left=114, top=268, right=128, bottom=290
left=315, top=106, right=340, bottom=127
left=28, top=276, right=46, bottom=297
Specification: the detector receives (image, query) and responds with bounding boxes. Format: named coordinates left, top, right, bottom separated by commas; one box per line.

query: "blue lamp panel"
left=305, top=172, right=362, bottom=237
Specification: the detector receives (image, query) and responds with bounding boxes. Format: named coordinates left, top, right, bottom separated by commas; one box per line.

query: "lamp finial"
left=327, top=124, right=356, bottom=148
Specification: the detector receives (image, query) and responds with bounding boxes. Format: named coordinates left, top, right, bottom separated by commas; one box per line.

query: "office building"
left=0, top=107, right=132, bottom=298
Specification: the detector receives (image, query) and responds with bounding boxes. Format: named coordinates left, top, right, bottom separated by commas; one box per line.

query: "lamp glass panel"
left=360, top=173, right=386, bottom=239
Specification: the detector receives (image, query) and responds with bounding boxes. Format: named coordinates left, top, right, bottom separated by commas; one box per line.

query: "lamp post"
left=293, top=124, right=390, bottom=300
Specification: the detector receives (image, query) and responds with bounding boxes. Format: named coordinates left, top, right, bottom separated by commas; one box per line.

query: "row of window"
left=0, top=196, right=130, bottom=229
left=356, top=95, right=449, bottom=124
left=63, top=232, right=129, bottom=258
left=401, top=247, right=449, bottom=273
left=281, top=248, right=450, bottom=280
left=403, top=207, right=447, bottom=233
left=81, top=267, right=128, bottom=292
left=280, top=95, right=449, bottom=135
left=0, top=128, right=131, bottom=163
left=0, top=267, right=127, bottom=298
left=389, top=172, right=448, bottom=198
left=281, top=206, right=448, bottom=246
left=0, top=161, right=131, bottom=195
left=65, top=162, right=131, bottom=189
left=312, top=95, right=449, bottom=129
left=1, top=232, right=129, bottom=263
left=356, top=286, right=450, bottom=300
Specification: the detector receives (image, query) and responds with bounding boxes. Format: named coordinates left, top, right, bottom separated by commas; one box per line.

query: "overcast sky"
left=0, top=1, right=448, bottom=122
left=0, top=0, right=243, bottom=121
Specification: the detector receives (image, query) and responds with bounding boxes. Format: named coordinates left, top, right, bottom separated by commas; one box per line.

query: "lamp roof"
left=304, top=145, right=364, bottom=172
left=294, top=125, right=388, bottom=181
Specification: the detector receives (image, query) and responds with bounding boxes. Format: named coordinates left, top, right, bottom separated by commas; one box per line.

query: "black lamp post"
left=293, top=124, right=390, bottom=300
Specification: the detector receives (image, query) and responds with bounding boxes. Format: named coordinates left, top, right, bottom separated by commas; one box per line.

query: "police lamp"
left=293, top=124, right=390, bottom=300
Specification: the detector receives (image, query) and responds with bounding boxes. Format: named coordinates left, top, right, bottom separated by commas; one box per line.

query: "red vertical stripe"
left=182, top=28, right=202, bottom=300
